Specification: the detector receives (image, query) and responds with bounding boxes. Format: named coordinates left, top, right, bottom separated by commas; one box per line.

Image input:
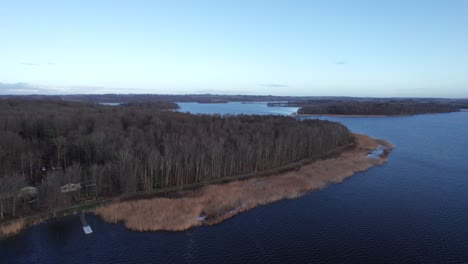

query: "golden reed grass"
left=94, top=133, right=393, bottom=232
left=0, top=219, right=25, bottom=239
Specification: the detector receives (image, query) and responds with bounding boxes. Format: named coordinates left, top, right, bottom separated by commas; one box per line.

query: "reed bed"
left=0, top=219, right=25, bottom=239
left=94, top=134, right=393, bottom=232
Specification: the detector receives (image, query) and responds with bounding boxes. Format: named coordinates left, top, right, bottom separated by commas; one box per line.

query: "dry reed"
left=94, top=133, right=393, bottom=232
left=0, top=219, right=25, bottom=239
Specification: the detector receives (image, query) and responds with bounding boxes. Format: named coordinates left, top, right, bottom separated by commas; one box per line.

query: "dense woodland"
left=0, top=99, right=353, bottom=220
left=295, top=101, right=460, bottom=115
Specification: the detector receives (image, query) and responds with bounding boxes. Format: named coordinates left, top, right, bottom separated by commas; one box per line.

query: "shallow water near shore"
left=1, top=105, right=468, bottom=264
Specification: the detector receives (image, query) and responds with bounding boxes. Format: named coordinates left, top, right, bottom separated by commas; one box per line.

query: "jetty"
left=80, top=213, right=93, bottom=235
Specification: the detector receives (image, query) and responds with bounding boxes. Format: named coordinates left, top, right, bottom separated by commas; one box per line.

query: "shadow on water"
left=47, top=216, right=78, bottom=242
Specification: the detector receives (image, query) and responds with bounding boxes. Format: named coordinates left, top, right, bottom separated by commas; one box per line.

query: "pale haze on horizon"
left=1, top=0, right=467, bottom=98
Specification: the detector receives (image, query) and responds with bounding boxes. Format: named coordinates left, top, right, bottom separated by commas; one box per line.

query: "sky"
left=1, top=0, right=467, bottom=97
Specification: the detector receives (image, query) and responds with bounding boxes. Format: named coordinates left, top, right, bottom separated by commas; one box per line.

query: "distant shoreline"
left=93, top=134, right=394, bottom=233
left=291, top=111, right=461, bottom=117
left=292, top=113, right=409, bottom=117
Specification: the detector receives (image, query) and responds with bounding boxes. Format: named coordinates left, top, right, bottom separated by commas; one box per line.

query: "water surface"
left=177, top=102, right=299, bottom=115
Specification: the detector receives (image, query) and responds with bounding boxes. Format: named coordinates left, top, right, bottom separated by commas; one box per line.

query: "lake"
left=2, top=103, right=468, bottom=264
left=176, top=102, right=300, bottom=115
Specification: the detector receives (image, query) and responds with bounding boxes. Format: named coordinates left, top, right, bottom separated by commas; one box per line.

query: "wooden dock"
left=80, top=213, right=93, bottom=234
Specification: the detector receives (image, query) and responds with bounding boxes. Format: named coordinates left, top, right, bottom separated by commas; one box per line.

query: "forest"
left=294, top=101, right=460, bottom=115
left=0, top=99, right=353, bottom=220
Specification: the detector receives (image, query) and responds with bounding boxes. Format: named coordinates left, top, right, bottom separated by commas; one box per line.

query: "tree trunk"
left=1, top=199, right=3, bottom=220
left=12, top=196, right=16, bottom=217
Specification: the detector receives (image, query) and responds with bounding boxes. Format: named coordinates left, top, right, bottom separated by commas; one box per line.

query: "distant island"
left=269, top=99, right=468, bottom=116
left=0, top=99, right=361, bottom=239
left=297, top=101, right=459, bottom=116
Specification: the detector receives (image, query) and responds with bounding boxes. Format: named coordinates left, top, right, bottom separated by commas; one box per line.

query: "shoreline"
left=94, top=133, right=393, bottom=232
left=293, top=114, right=410, bottom=117
left=292, top=111, right=461, bottom=118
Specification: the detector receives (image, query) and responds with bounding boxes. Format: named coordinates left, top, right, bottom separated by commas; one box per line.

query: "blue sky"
left=1, top=0, right=467, bottom=97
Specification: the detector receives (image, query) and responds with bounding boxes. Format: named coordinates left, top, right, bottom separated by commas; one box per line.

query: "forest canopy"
left=0, top=99, right=353, bottom=220
left=294, top=101, right=460, bottom=115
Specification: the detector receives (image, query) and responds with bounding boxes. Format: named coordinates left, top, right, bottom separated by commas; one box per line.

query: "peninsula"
left=0, top=99, right=363, bottom=238
left=94, top=133, right=393, bottom=232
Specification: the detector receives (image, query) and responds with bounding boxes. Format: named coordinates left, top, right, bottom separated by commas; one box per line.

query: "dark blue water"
left=2, top=105, right=468, bottom=264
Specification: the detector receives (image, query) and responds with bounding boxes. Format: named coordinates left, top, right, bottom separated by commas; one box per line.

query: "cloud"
left=261, top=84, right=289, bottom=88
left=0, top=82, right=126, bottom=95
left=335, top=61, right=346, bottom=65
left=0, top=82, right=54, bottom=94
left=21, top=62, right=40, bottom=66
